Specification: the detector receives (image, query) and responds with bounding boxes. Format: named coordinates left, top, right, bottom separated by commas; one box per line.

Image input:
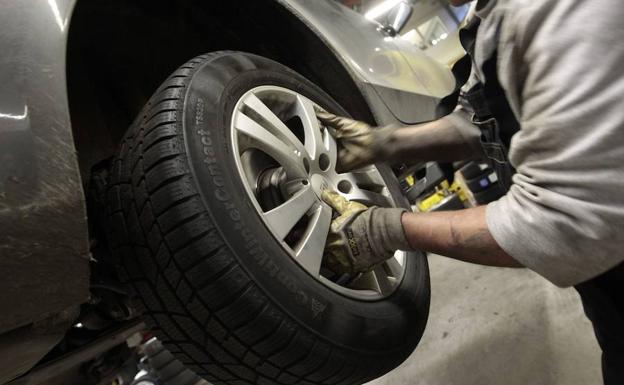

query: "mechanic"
left=316, top=0, right=624, bottom=384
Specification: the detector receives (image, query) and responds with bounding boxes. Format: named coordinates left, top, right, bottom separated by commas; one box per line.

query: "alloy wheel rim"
left=230, top=85, right=406, bottom=300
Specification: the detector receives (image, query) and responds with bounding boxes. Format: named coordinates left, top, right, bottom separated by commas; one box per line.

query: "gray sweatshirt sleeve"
left=486, top=0, right=624, bottom=287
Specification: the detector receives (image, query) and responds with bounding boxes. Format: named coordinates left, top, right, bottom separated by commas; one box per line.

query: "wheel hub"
left=256, top=167, right=287, bottom=211
left=309, top=173, right=331, bottom=200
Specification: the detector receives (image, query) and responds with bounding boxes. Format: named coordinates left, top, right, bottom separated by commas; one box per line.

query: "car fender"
left=0, top=0, right=89, bottom=335
left=275, top=0, right=456, bottom=123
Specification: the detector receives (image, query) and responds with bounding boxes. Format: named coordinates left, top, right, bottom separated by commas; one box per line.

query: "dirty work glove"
left=321, top=191, right=411, bottom=276
left=315, top=109, right=396, bottom=173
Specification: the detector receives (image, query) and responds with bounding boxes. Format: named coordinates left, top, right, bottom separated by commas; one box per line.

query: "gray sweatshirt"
left=445, top=0, right=624, bottom=287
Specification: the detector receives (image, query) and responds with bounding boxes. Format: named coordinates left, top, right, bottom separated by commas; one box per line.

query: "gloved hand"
left=315, top=109, right=396, bottom=173
left=321, top=190, right=411, bottom=276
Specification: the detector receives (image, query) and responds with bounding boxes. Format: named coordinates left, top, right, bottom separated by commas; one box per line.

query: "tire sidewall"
left=182, top=53, right=429, bottom=355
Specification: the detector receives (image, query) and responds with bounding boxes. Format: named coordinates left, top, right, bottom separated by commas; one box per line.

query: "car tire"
left=143, top=338, right=203, bottom=385
left=130, top=377, right=159, bottom=385
left=105, top=51, right=430, bottom=385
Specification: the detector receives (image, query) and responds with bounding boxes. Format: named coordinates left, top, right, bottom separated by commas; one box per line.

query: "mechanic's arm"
left=316, top=109, right=481, bottom=172
left=321, top=192, right=522, bottom=277
left=390, top=113, right=481, bottom=164
left=400, top=206, right=523, bottom=268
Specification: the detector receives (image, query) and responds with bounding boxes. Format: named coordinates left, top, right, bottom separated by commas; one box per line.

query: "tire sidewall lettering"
left=190, top=90, right=319, bottom=319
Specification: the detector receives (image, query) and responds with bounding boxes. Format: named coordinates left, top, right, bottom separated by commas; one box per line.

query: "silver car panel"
left=0, top=0, right=89, bottom=337
left=276, top=0, right=455, bottom=121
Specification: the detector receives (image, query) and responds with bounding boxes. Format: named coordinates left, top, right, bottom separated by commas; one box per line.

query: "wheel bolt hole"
left=318, top=153, right=330, bottom=171
left=303, top=158, right=311, bottom=174
left=302, top=180, right=309, bottom=186
left=337, top=180, right=353, bottom=194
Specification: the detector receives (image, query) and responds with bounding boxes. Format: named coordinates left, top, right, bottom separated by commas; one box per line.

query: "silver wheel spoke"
left=327, top=131, right=338, bottom=166
left=296, top=95, right=326, bottom=160
left=345, top=188, right=392, bottom=208
left=234, top=113, right=306, bottom=178
left=348, top=167, right=387, bottom=189
left=263, top=186, right=318, bottom=240
left=294, top=204, right=332, bottom=276
left=242, top=93, right=306, bottom=154
left=373, top=265, right=394, bottom=295
left=384, top=255, right=404, bottom=278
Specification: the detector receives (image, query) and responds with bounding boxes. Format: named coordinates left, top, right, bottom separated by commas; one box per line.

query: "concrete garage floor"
left=368, top=255, right=603, bottom=385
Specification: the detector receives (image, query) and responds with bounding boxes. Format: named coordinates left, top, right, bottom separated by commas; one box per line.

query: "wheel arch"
left=66, top=0, right=375, bottom=179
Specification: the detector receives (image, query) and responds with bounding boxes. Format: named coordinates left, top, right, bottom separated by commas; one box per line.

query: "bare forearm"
left=401, top=206, right=523, bottom=268
left=389, top=118, right=481, bottom=164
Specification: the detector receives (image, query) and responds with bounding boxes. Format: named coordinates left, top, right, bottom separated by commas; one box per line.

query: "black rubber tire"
left=105, top=51, right=430, bottom=385
left=131, top=377, right=158, bottom=385
left=144, top=339, right=206, bottom=385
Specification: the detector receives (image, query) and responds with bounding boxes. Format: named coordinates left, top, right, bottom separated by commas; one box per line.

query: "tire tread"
left=105, top=51, right=385, bottom=385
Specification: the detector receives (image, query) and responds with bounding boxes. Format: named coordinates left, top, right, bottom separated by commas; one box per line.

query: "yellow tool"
left=415, top=180, right=467, bottom=212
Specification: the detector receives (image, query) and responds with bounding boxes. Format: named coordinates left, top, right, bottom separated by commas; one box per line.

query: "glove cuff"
left=372, top=125, right=399, bottom=161
left=367, top=207, right=412, bottom=254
